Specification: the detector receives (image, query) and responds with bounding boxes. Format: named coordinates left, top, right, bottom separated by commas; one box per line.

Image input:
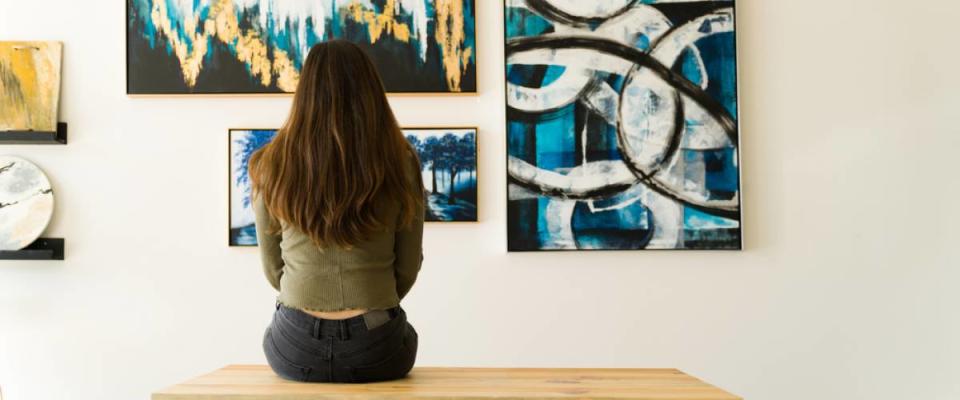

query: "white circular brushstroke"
left=506, top=4, right=675, bottom=117
left=539, top=161, right=682, bottom=249
left=546, top=0, right=636, bottom=19
left=619, top=78, right=680, bottom=171
left=0, top=156, right=55, bottom=251
left=617, top=8, right=736, bottom=174
left=592, top=5, right=672, bottom=47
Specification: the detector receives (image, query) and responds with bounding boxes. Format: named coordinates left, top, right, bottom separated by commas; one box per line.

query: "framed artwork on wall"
left=504, top=0, right=742, bottom=251
left=229, top=127, right=478, bottom=247
left=404, top=128, right=478, bottom=222
left=127, top=0, right=477, bottom=95
left=0, top=41, right=63, bottom=133
left=229, top=129, right=276, bottom=246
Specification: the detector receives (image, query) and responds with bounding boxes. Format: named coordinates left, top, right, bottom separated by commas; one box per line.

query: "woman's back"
left=254, top=168, right=424, bottom=314
left=249, top=40, right=424, bottom=383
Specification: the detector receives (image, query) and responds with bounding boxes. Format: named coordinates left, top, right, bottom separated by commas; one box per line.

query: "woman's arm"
left=394, top=202, right=424, bottom=300
left=254, top=196, right=284, bottom=291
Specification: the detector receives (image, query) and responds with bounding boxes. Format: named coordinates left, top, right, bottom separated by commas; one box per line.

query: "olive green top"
left=254, top=195, right=424, bottom=312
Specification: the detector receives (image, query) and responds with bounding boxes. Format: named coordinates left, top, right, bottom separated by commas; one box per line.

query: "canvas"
left=229, top=127, right=478, bottom=246
left=404, top=128, right=478, bottom=222
left=0, top=41, right=63, bottom=133
left=229, top=129, right=276, bottom=246
left=505, top=0, right=741, bottom=251
left=127, top=0, right=476, bottom=94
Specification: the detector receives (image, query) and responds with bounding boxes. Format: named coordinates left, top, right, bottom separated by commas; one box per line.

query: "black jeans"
left=263, top=304, right=418, bottom=383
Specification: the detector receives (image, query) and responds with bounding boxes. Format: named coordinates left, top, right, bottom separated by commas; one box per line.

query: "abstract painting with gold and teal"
left=127, top=0, right=477, bottom=94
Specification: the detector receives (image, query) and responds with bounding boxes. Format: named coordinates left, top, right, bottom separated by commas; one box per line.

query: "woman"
left=249, top=40, right=425, bottom=383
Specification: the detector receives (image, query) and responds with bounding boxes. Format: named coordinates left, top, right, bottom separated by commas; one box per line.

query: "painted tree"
left=405, top=135, right=421, bottom=152
left=440, top=133, right=468, bottom=204
left=459, top=132, right=476, bottom=185
left=422, top=136, right=442, bottom=194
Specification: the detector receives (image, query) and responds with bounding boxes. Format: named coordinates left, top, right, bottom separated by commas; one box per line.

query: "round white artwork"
left=0, top=156, right=54, bottom=250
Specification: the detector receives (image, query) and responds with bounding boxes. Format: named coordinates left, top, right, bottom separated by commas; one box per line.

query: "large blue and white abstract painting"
left=128, top=0, right=477, bottom=94
left=230, top=127, right=477, bottom=246
left=505, top=0, right=741, bottom=251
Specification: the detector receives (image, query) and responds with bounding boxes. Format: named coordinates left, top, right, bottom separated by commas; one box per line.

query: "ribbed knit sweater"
left=254, top=194, right=424, bottom=312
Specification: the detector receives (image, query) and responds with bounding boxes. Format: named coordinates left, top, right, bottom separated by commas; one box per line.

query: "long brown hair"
left=249, top=40, right=423, bottom=247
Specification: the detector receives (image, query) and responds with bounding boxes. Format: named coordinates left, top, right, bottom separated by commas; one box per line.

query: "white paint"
left=544, top=161, right=684, bottom=250
left=651, top=9, right=735, bottom=65
left=546, top=0, right=635, bottom=19
left=616, top=8, right=736, bottom=173
left=398, top=0, right=430, bottom=61
left=620, top=80, right=680, bottom=170
left=592, top=4, right=672, bottom=45
left=1, top=0, right=960, bottom=400
left=638, top=185, right=682, bottom=248
left=506, top=46, right=632, bottom=113
left=228, top=133, right=255, bottom=229
left=0, top=156, right=54, bottom=250
left=505, top=4, right=674, bottom=115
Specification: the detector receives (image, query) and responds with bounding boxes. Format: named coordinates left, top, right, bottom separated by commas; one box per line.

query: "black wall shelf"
left=0, top=122, right=68, bottom=144
left=0, top=238, right=65, bottom=260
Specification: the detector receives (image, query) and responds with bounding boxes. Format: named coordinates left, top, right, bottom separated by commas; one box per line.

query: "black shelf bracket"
left=0, top=238, right=65, bottom=260
left=0, top=122, right=68, bottom=144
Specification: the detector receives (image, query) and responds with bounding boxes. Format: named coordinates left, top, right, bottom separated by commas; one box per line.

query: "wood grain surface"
left=153, top=365, right=740, bottom=400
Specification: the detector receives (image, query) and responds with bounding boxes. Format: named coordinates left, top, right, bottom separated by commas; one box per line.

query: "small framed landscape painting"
left=229, top=127, right=478, bottom=247
left=404, top=128, right=478, bottom=222
left=127, top=0, right=477, bottom=95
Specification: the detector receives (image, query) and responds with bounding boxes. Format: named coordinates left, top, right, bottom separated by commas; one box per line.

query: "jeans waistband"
left=276, top=304, right=401, bottom=339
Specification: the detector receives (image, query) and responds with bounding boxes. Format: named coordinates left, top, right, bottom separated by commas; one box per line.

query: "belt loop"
left=339, top=320, right=350, bottom=341
left=313, top=320, right=321, bottom=339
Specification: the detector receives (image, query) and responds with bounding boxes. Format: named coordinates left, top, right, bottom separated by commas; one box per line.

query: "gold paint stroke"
left=0, top=41, right=62, bottom=132
left=435, top=0, right=471, bottom=92
left=345, top=0, right=412, bottom=43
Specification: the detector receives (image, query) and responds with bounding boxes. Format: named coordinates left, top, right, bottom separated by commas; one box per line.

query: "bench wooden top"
left=153, top=365, right=740, bottom=400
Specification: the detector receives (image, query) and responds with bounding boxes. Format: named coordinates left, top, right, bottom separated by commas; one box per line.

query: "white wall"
left=1, top=0, right=958, bottom=399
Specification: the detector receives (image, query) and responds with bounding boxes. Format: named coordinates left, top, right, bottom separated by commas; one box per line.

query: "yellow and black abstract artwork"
left=0, top=41, right=63, bottom=133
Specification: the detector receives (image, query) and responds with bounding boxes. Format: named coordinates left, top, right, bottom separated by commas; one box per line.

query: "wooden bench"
left=153, top=365, right=740, bottom=400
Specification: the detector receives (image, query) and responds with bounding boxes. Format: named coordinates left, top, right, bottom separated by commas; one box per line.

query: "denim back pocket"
left=348, top=324, right=418, bottom=383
